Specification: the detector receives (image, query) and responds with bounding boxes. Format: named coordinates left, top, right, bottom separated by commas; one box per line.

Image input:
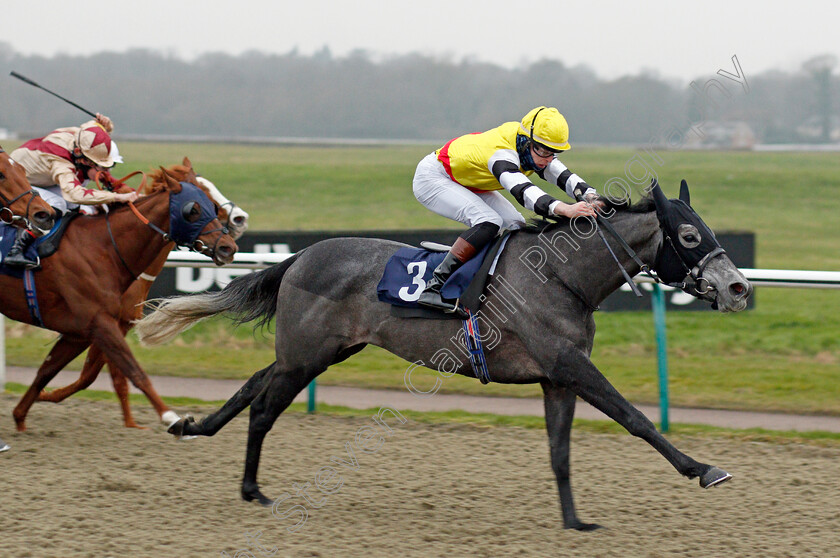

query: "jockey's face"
left=530, top=143, right=555, bottom=170
left=78, top=158, right=111, bottom=178
left=83, top=163, right=110, bottom=181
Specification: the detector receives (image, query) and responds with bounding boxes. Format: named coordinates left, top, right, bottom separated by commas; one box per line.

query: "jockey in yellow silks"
left=412, top=106, right=602, bottom=314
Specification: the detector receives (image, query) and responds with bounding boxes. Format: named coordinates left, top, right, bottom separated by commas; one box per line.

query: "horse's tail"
left=135, top=251, right=303, bottom=346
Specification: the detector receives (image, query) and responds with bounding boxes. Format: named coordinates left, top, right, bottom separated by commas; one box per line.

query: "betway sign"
left=149, top=230, right=755, bottom=312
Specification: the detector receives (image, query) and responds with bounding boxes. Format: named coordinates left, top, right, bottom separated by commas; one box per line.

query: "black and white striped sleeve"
left=539, top=159, right=597, bottom=200
left=488, top=150, right=557, bottom=217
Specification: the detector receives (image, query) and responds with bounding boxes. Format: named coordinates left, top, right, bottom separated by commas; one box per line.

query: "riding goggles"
left=530, top=141, right=556, bottom=158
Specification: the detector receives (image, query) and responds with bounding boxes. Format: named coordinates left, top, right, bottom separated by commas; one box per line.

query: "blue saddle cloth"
left=0, top=213, right=77, bottom=278
left=377, top=243, right=491, bottom=308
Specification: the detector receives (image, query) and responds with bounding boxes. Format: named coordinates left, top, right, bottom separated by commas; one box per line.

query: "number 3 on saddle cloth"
left=0, top=213, right=80, bottom=326
left=376, top=234, right=511, bottom=384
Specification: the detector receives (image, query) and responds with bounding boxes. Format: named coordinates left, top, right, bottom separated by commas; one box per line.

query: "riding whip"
left=9, top=71, right=98, bottom=119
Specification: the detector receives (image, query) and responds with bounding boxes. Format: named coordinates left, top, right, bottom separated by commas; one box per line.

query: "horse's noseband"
left=689, top=246, right=726, bottom=294
left=0, top=187, right=42, bottom=231
left=661, top=230, right=726, bottom=293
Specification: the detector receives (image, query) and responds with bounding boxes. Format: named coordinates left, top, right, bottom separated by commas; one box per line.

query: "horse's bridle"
left=105, top=194, right=228, bottom=279
left=594, top=211, right=727, bottom=297
left=659, top=232, right=727, bottom=295
left=0, top=148, right=45, bottom=231
left=0, top=188, right=43, bottom=230
left=217, top=201, right=239, bottom=231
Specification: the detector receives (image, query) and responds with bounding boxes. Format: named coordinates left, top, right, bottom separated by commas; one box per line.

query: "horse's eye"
left=0, top=172, right=5, bottom=180
left=181, top=201, right=201, bottom=223
left=677, top=224, right=701, bottom=248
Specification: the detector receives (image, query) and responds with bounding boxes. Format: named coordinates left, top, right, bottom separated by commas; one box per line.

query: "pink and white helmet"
left=74, top=123, right=114, bottom=167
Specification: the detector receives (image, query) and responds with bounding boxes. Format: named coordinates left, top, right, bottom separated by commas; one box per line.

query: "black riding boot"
left=418, top=233, right=484, bottom=316
left=4, top=228, right=39, bottom=269
left=417, top=251, right=467, bottom=315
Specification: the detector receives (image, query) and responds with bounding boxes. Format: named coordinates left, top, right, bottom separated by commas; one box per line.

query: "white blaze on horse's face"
left=195, top=176, right=250, bottom=240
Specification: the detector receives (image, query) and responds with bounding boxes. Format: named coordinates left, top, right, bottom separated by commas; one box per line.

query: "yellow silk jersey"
left=435, top=121, right=594, bottom=217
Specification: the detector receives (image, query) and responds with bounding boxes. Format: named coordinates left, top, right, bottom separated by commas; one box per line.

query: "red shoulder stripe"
left=19, top=138, right=72, bottom=161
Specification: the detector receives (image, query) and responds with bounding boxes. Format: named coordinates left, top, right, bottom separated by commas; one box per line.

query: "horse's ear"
left=182, top=156, right=192, bottom=169
left=650, top=178, right=668, bottom=211
left=679, top=179, right=691, bottom=205
left=159, top=167, right=183, bottom=192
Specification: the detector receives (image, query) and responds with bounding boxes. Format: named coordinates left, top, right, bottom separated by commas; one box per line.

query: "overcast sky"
left=3, top=1, right=837, bottom=83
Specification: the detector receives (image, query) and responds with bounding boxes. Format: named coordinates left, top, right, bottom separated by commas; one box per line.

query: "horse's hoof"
left=700, top=466, right=732, bottom=488
left=166, top=419, right=185, bottom=437
left=242, top=486, right=273, bottom=506
left=566, top=520, right=603, bottom=531
left=166, top=415, right=194, bottom=437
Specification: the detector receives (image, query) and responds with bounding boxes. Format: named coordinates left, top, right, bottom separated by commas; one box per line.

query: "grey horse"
left=136, top=180, right=752, bottom=530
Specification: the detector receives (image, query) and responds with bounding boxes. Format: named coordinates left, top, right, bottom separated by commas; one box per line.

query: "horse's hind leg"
left=37, top=344, right=102, bottom=403
left=43, top=346, right=143, bottom=429
left=171, top=345, right=367, bottom=438
left=167, top=362, right=277, bottom=438
left=241, top=366, right=316, bottom=506
left=551, top=341, right=730, bottom=488
left=13, top=336, right=90, bottom=431
left=541, top=380, right=600, bottom=531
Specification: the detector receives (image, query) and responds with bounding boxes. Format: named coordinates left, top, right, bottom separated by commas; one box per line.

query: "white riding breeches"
left=33, top=185, right=97, bottom=215
left=413, top=152, right=525, bottom=230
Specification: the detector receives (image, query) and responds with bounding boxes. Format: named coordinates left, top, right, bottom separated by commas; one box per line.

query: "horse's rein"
left=596, top=207, right=726, bottom=296
left=92, top=169, right=148, bottom=195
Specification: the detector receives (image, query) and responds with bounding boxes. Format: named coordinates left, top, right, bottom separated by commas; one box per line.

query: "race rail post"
left=307, top=381, right=316, bottom=414
left=651, top=284, right=670, bottom=432
left=0, top=315, right=5, bottom=392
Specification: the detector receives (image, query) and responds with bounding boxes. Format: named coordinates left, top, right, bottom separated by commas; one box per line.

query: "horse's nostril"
left=233, top=216, right=245, bottom=226
left=730, top=282, right=748, bottom=298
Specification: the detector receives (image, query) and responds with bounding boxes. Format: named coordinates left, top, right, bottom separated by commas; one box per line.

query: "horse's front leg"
left=241, top=367, right=313, bottom=506
left=541, top=380, right=601, bottom=531
left=107, top=360, right=145, bottom=429
left=549, top=341, right=731, bottom=488
left=88, top=313, right=178, bottom=428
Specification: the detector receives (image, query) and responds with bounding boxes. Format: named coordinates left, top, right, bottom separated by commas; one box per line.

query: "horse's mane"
left=521, top=195, right=656, bottom=234
left=144, top=164, right=194, bottom=195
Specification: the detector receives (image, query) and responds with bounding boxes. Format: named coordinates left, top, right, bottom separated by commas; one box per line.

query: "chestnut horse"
left=36, top=159, right=250, bottom=427
left=0, top=146, right=55, bottom=234
left=7, top=169, right=238, bottom=431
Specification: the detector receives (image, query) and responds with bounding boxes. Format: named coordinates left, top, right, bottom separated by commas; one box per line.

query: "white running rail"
left=1, top=256, right=838, bottom=390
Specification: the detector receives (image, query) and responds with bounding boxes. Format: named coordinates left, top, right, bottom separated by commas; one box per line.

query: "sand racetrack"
left=1, top=393, right=838, bottom=557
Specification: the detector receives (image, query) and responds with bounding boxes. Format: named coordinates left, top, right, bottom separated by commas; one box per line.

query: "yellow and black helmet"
left=518, top=106, right=571, bottom=152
